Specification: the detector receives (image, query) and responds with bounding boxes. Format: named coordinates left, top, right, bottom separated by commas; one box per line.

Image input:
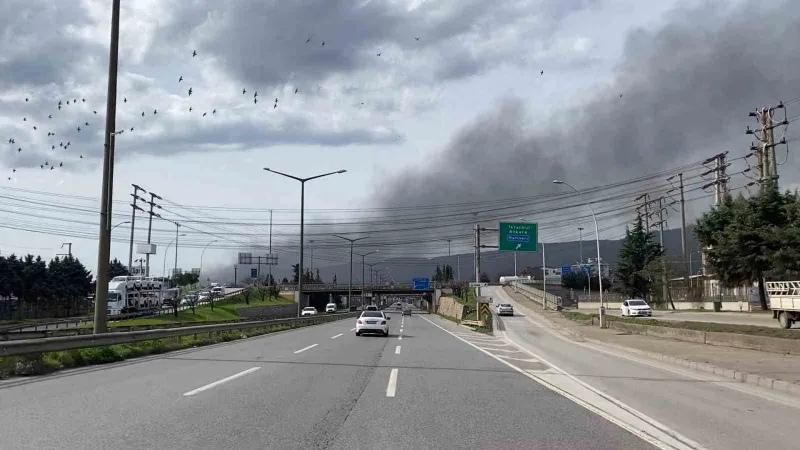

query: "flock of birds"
left=3, top=35, right=577, bottom=183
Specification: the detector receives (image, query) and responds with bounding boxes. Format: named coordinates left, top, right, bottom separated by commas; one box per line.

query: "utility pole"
left=334, top=235, right=368, bottom=309
left=747, top=103, right=788, bottom=190
left=61, top=242, right=72, bottom=257
left=128, top=184, right=145, bottom=271
left=652, top=197, right=675, bottom=309
left=173, top=222, right=180, bottom=280
left=634, top=193, right=652, bottom=232
left=268, top=209, right=273, bottom=285
left=577, top=227, right=584, bottom=264
left=678, top=173, right=689, bottom=296
left=145, top=191, right=163, bottom=277
left=92, top=0, right=122, bottom=335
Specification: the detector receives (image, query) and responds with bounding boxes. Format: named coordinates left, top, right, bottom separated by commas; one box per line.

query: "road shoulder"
left=502, top=287, right=800, bottom=397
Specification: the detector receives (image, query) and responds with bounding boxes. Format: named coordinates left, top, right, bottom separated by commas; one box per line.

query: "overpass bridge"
left=280, top=283, right=436, bottom=310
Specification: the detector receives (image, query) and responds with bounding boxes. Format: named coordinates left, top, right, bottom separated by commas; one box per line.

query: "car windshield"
left=361, top=312, right=383, bottom=318
left=628, top=300, right=647, bottom=306
left=500, top=304, right=512, bottom=307
left=303, top=307, right=316, bottom=311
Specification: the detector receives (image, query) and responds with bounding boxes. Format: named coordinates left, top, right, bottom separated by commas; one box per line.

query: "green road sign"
left=498, top=222, right=538, bottom=252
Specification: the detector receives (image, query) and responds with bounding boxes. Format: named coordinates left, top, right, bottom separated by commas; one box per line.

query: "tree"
left=292, top=264, right=300, bottom=283
left=695, top=188, right=800, bottom=310
left=107, top=258, right=129, bottom=278
left=332, top=273, right=338, bottom=285
left=443, top=264, right=454, bottom=281
left=479, top=272, right=490, bottom=283
left=615, top=215, right=663, bottom=299
left=281, top=277, right=289, bottom=284
left=433, top=265, right=443, bottom=282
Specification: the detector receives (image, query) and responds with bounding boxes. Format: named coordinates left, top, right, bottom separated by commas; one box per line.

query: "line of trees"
left=0, top=254, right=93, bottom=319
left=432, top=264, right=455, bottom=282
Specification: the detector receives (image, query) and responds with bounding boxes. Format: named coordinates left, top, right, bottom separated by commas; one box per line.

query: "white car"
left=496, top=303, right=514, bottom=316
left=621, top=299, right=652, bottom=317
left=356, top=311, right=390, bottom=336
left=325, top=303, right=337, bottom=313
left=301, top=307, right=318, bottom=316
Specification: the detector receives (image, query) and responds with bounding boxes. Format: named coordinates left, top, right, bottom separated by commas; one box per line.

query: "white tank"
left=499, top=275, right=532, bottom=285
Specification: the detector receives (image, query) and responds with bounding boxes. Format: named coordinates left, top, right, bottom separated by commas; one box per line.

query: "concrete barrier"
left=606, top=320, right=800, bottom=354
left=578, top=300, right=751, bottom=312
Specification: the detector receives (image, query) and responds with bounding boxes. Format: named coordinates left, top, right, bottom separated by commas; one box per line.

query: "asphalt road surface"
left=2, top=306, right=658, bottom=450
left=488, top=287, right=800, bottom=450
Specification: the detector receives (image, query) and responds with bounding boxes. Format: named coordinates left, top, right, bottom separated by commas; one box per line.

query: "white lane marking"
left=420, top=315, right=706, bottom=450
left=478, top=346, right=526, bottom=353
left=294, top=344, right=318, bottom=354
left=395, top=345, right=401, bottom=355
left=183, top=367, right=261, bottom=397
left=331, top=333, right=343, bottom=339
left=497, top=354, right=541, bottom=363
left=350, top=328, right=356, bottom=331
left=399, top=328, right=403, bottom=333
left=495, top=289, right=800, bottom=410
left=398, top=335, right=402, bottom=340
left=386, top=368, right=399, bottom=397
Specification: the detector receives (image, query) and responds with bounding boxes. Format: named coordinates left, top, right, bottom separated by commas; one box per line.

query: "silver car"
left=496, top=303, right=514, bottom=316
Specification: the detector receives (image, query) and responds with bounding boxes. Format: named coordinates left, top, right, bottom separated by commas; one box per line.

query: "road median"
left=0, top=313, right=357, bottom=379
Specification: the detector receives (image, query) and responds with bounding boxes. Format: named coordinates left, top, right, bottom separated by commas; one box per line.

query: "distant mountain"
left=310, top=227, right=702, bottom=284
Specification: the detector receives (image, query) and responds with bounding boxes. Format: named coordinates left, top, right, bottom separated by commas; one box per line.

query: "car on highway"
left=365, top=304, right=378, bottom=311
left=394, top=302, right=403, bottom=309
left=301, top=307, right=318, bottom=316
left=198, top=291, right=211, bottom=302
left=496, top=303, right=514, bottom=316
left=210, top=286, right=225, bottom=298
left=621, top=299, right=652, bottom=317
left=355, top=311, right=390, bottom=336
left=402, top=305, right=412, bottom=315
left=325, top=303, right=337, bottom=313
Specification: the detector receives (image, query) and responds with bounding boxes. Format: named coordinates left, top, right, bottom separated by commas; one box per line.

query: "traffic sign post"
left=250, top=268, right=257, bottom=278
left=469, top=282, right=488, bottom=288
left=412, top=278, right=430, bottom=291
left=498, top=222, right=538, bottom=252
left=561, top=265, right=572, bottom=275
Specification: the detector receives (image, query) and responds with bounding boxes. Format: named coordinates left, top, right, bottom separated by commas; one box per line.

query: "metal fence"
left=511, top=282, right=562, bottom=310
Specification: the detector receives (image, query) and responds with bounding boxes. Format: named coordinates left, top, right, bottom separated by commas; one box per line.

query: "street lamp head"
left=179, top=233, right=187, bottom=237
left=336, top=169, right=347, bottom=174
left=552, top=180, right=564, bottom=184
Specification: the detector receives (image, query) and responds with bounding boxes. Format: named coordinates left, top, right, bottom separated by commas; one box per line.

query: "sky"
left=1, top=0, right=799, bottom=283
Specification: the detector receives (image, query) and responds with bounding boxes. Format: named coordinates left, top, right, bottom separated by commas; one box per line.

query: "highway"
left=2, top=306, right=656, bottom=450
left=488, top=286, right=800, bottom=450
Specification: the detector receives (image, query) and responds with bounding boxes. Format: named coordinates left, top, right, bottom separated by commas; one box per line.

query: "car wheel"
left=355, top=331, right=361, bottom=336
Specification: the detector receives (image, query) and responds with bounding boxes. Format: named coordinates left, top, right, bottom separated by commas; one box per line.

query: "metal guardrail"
left=280, top=283, right=438, bottom=291
left=0, top=312, right=359, bottom=357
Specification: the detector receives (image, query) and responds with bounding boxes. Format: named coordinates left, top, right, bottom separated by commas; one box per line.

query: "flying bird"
left=130, top=127, right=134, bottom=132
left=59, top=162, right=63, bottom=167
left=242, top=88, right=246, bottom=95
left=52, top=145, right=55, bottom=149
left=77, top=127, right=81, bottom=132
left=188, top=87, right=193, bottom=96
left=153, top=109, right=157, bottom=115
left=23, top=117, right=26, bottom=121
left=415, top=37, right=420, bottom=41
left=58, top=105, right=62, bottom=110
left=178, top=76, right=183, bottom=82
left=321, top=41, right=325, bottom=46
left=273, top=103, right=277, bottom=109
left=540, top=70, right=543, bottom=75
left=203, top=112, right=207, bottom=117
left=50, top=166, right=54, bottom=171
left=85, top=122, right=89, bottom=126
left=142, top=111, right=145, bottom=117
left=80, top=155, right=83, bottom=158
left=306, top=37, right=311, bottom=43
left=47, top=132, right=53, bottom=137
left=7, top=138, right=13, bottom=144
left=189, top=107, right=193, bottom=112
left=66, top=100, right=70, bottom=105
left=274, top=98, right=278, bottom=103
left=25, top=97, right=29, bottom=102
left=48, top=114, right=52, bottom=119
left=82, top=99, right=86, bottom=102
left=66, top=141, right=70, bottom=147
left=254, top=91, right=258, bottom=98
left=124, top=97, right=127, bottom=103
left=32, top=126, right=37, bottom=130
left=192, top=50, right=197, bottom=57
left=619, top=94, right=623, bottom=98
left=17, top=148, right=21, bottom=152
left=93, top=110, right=97, bottom=114
left=377, top=53, right=381, bottom=56
left=212, top=109, right=216, bottom=115
left=295, top=88, right=298, bottom=94
left=254, top=98, right=258, bottom=104
left=73, top=99, right=77, bottom=103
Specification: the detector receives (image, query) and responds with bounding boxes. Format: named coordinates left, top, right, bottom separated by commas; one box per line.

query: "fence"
left=0, top=312, right=359, bottom=357
left=511, top=282, right=562, bottom=310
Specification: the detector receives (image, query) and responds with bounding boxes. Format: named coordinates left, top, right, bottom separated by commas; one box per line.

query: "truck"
left=106, top=276, right=164, bottom=316
left=499, top=275, right=532, bottom=285
left=765, top=281, right=800, bottom=329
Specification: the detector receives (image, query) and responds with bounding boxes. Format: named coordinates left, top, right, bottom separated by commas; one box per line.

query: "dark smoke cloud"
left=375, top=0, right=800, bottom=209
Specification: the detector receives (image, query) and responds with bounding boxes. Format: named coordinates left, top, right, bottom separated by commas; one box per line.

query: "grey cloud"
left=158, top=0, right=596, bottom=88
left=0, top=0, right=102, bottom=86
left=375, top=0, right=800, bottom=211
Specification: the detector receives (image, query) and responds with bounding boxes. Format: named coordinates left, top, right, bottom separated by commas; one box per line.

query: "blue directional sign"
left=561, top=265, right=572, bottom=275
left=580, top=264, right=592, bottom=274
left=412, top=278, right=430, bottom=291
left=250, top=268, right=258, bottom=278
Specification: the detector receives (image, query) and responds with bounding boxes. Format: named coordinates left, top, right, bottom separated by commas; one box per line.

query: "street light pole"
left=334, top=235, right=368, bottom=309
left=162, top=234, right=186, bottom=285
left=355, top=250, right=379, bottom=307
left=554, top=180, right=605, bottom=326
left=265, top=168, right=346, bottom=316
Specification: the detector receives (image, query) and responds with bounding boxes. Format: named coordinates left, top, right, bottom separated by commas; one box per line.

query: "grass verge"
left=0, top=316, right=348, bottom=379
left=560, top=311, right=798, bottom=340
